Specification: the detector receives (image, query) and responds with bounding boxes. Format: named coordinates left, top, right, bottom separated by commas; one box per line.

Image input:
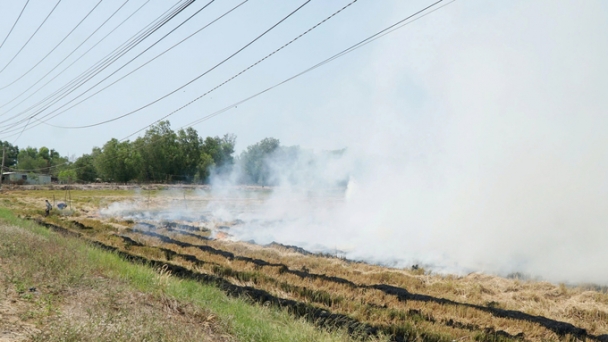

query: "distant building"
left=1, top=172, right=51, bottom=185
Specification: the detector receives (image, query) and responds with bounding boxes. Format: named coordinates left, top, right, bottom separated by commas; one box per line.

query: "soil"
left=0, top=291, right=40, bottom=342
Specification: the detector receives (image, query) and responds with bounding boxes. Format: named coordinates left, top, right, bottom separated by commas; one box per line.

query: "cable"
left=0, top=0, right=129, bottom=107
left=11, top=116, right=31, bottom=145
left=7, top=0, right=454, bottom=174
left=0, top=0, right=191, bottom=130
left=44, top=0, right=250, bottom=129
left=0, top=0, right=62, bottom=75
left=0, top=0, right=188, bottom=125
left=157, top=0, right=455, bottom=133
left=0, top=0, right=150, bottom=111
left=0, top=0, right=104, bottom=91
left=121, top=0, right=360, bottom=140
left=5, top=0, right=310, bottom=134
left=29, top=0, right=226, bottom=129
left=0, top=0, right=30, bottom=51
left=0, top=0, right=195, bottom=133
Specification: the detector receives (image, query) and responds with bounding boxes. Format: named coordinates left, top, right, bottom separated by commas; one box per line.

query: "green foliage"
left=202, top=134, right=236, bottom=175
left=16, top=146, right=68, bottom=177
left=0, top=141, right=19, bottom=168
left=195, top=152, right=214, bottom=183
left=16, top=147, right=47, bottom=172
left=134, top=121, right=180, bottom=182
left=176, top=127, right=203, bottom=181
left=239, top=137, right=280, bottom=185
left=58, top=169, right=77, bottom=184
left=90, top=121, right=236, bottom=184
left=73, top=152, right=98, bottom=182
left=6, top=121, right=240, bottom=184
left=94, top=139, right=139, bottom=182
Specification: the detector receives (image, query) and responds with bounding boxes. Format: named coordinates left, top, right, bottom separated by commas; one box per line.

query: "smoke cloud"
left=102, top=1, right=608, bottom=285
left=210, top=1, right=608, bottom=285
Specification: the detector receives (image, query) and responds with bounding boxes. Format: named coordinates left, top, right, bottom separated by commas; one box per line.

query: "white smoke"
left=206, top=1, right=608, bottom=284
left=101, top=1, right=608, bottom=285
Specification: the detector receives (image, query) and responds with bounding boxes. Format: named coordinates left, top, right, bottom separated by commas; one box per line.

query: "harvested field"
left=3, top=187, right=608, bottom=341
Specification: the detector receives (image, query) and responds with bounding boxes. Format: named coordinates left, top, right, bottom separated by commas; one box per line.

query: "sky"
left=0, top=1, right=605, bottom=156
left=2, top=0, right=608, bottom=283
left=0, top=0, right=446, bottom=156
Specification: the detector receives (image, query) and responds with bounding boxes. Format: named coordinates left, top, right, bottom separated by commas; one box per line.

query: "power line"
left=0, top=0, right=192, bottom=131
left=6, top=0, right=454, bottom=175
left=0, top=0, right=130, bottom=106
left=2, top=0, right=313, bottom=172
left=0, top=0, right=104, bottom=91
left=11, top=116, right=31, bottom=145
left=121, top=0, right=360, bottom=140
left=0, top=0, right=150, bottom=111
left=44, top=0, right=250, bottom=129
left=0, top=0, right=172, bottom=126
left=27, top=0, right=226, bottom=129
left=0, top=0, right=189, bottom=125
left=5, top=0, right=311, bottom=134
left=0, top=0, right=30, bottom=51
left=0, top=0, right=62, bottom=75
left=170, top=0, right=456, bottom=131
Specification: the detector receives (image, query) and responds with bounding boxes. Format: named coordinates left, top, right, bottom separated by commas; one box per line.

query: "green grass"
left=0, top=207, right=366, bottom=342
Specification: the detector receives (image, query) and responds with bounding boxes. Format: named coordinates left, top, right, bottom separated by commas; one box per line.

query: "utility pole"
left=0, top=146, right=5, bottom=191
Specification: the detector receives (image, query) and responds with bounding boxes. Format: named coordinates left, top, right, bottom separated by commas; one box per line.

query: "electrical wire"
left=0, top=0, right=130, bottom=109
left=0, top=0, right=30, bottom=51
left=0, top=0, right=62, bottom=75
left=152, top=0, right=455, bottom=134
left=43, top=0, right=250, bottom=129
left=121, top=0, right=360, bottom=140
left=0, top=0, right=189, bottom=125
left=33, top=0, right=238, bottom=130
left=0, top=0, right=104, bottom=91
left=7, top=0, right=454, bottom=174
left=0, top=0, right=192, bottom=130
left=4, top=0, right=310, bottom=134
left=0, top=0, right=150, bottom=111
left=11, top=116, right=31, bottom=145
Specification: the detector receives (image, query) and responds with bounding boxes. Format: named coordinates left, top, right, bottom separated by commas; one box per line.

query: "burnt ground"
left=31, top=217, right=608, bottom=342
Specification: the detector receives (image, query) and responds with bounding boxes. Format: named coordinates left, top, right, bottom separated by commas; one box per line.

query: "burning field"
left=4, top=186, right=608, bottom=341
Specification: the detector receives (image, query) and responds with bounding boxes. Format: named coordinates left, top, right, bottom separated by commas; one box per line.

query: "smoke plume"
left=102, top=1, right=608, bottom=285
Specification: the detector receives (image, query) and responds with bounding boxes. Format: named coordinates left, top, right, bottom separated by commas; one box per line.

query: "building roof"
left=2, top=172, right=51, bottom=176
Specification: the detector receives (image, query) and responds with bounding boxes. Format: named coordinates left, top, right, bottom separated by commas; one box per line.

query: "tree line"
left=1, top=121, right=346, bottom=186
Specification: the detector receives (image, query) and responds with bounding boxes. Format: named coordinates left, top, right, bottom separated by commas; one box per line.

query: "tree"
left=136, top=121, right=179, bottom=182
left=58, top=169, right=77, bottom=184
left=239, top=137, right=280, bottom=185
left=61, top=122, right=237, bottom=184
left=0, top=141, right=19, bottom=170
left=95, top=139, right=138, bottom=182
left=17, top=147, right=47, bottom=172
left=47, top=149, right=69, bottom=177
left=19, top=146, right=68, bottom=176
left=194, top=153, right=214, bottom=183
left=176, top=127, right=203, bottom=181
left=202, top=134, right=236, bottom=177
left=73, top=153, right=98, bottom=182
